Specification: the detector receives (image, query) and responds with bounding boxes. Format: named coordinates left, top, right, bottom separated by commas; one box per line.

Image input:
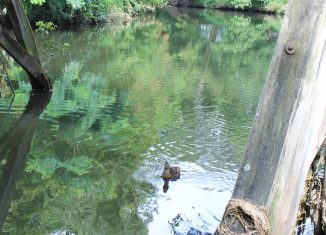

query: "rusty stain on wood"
left=285, top=41, right=298, bottom=55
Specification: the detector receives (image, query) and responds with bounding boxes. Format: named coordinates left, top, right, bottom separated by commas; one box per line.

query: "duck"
left=161, top=162, right=181, bottom=181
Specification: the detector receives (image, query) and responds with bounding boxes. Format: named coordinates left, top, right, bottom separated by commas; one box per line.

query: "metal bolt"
left=285, top=41, right=298, bottom=55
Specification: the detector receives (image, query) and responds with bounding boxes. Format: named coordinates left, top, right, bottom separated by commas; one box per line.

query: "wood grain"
left=219, top=0, right=326, bottom=234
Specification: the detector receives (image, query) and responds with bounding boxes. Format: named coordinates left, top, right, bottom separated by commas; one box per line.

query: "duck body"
left=161, top=162, right=181, bottom=181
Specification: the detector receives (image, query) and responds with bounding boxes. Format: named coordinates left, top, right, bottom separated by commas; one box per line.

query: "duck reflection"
left=0, top=91, right=51, bottom=229
left=161, top=162, right=181, bottom=193
left=163, top=179, right=169, bottom=193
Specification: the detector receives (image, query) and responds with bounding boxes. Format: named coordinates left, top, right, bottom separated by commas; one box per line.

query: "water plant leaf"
left=61, top=156, right=95, bottom=176
left=25, top=156, right=59, bottom=179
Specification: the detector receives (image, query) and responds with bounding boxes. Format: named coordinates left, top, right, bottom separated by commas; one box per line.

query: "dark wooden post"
left=0, top=27, right=51, bottom=89
left=0, top=0, right=52, bottom=90
left=5, top=0, right=40, bottom=63
left=216, top=0, right=326, bottom=234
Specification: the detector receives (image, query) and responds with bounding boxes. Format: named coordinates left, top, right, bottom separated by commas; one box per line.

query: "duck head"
left=164, top=162, right=170, bottom=170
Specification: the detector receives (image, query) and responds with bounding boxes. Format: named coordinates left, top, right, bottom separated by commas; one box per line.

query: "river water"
left=0, top=8, right=280, bottom=235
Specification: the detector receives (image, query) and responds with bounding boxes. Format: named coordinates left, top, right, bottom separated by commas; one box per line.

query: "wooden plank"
left=4, top=0, right=40, bottom=63
left=0, top=27, right=52, bottom=90
left=217, top=0, right=326, bottom=234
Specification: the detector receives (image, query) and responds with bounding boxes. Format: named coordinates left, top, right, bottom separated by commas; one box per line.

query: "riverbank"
left=1, top=0, right=164, bottom=26
left=0, top=0, right=286, bottom=27
left=169, top=0, right=287, bottom=14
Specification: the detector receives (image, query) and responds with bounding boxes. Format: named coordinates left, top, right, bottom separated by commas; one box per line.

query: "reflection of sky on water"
left=136, top=85, right=238, bottom=234
left=137, top=161, right=235, bottom=234
left=200, top=25, right=223, bottom=43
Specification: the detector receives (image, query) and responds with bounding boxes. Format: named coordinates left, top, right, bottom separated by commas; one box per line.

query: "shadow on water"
left=0, top=91, right=51, bottom=229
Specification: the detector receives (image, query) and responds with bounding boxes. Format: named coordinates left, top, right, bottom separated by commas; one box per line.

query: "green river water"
left=0, top=8, right=280, bottom=235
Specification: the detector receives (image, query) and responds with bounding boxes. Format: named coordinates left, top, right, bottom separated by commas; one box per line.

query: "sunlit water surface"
left=0, top=9, right=280, bottom=235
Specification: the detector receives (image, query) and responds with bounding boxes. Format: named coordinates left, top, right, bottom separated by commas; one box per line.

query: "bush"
left=24, top=0, right=168, bottom=25
left=193, top=0, right=286, bottom=11
left=22, top=0, right=287, bottom=26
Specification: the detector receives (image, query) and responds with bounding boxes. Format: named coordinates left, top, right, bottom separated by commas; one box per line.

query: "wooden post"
left=0, top=27, right=51, bottom=90
left=0, top=0, right=52, bottom=90
left=216, top=0, right=326, bottom=234
left=5, top=0, right=40, bottom=63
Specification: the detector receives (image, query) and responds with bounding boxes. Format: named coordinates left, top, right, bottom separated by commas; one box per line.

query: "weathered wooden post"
left=5, top=0, right=41, bottom=63
left=0, top=0, right=52, bottom=90
left=216, top=0, right=326, bottom=234
left=0, top=27, right=50, bottom=89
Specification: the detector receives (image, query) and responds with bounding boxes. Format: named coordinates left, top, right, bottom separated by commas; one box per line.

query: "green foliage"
left=263, top=0, right=288, bottom=12
left=230, top=0, right=251, bottom=8
left=26, top=155, right=96, bottom=178
left=35, top=21, right=57, bottom=32
left=9, top=66, right=29, bottom=82
left=66, top=0, right=85, bottom=9
left=22, top=0, right=288, bottom=25
left=29, top=0, right=46, bottom=5
left=24, top=0, right=168, bottom=24
left=197, top=0, right=287, bottom=10
left=25, top=156, right=58, bottom=178
left=63, top=156, right=96, bottom=175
